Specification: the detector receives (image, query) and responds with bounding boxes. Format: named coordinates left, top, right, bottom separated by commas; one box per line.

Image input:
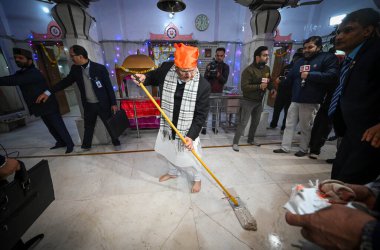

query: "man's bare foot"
left=191, top=181, right=201, bottom=193
left=159, top=174, right=177, bottom=182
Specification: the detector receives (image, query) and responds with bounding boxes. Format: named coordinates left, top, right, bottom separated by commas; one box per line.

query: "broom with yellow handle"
left=132, top=74, right=257, bottom=231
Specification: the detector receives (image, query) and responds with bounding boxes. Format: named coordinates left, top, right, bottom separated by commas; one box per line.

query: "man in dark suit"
left=329, top=8, right=380, bottom=184
left=0, top=48, right=74, bottom=153
left=37, top=45, right=120, bottom=151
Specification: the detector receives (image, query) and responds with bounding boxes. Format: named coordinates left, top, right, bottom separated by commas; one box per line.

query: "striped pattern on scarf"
left=160, top=65, right=199, bottom=151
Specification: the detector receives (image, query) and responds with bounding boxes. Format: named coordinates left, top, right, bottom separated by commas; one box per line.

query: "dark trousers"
left=82, top=103, right=120, bottom=148
left=41, top=112, right=74, bottom=147
left=332, top=132, right=380, bottom=184
left=270, top=91, right=291, bottom=130
left=309, top=107, right=332, bottom=155
left=233, top=99, right=263, bottom=144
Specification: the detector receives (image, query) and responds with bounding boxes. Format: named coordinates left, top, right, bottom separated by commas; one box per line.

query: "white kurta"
left=154, top=130, right=202, bottom=171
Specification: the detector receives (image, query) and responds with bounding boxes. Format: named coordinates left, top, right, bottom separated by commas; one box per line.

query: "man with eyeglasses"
left=132, top=43, right=210, bottom=193
left=232, top=46, right=276, bottom=152
left=0, top=48, right=74, bottom=153
left=37, top=45, right=121, bottom=152
left=329, top=8, right=380, bottom=184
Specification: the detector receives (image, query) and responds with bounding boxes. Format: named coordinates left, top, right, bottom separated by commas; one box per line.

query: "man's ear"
left=363, top=25, right=375, bottom=38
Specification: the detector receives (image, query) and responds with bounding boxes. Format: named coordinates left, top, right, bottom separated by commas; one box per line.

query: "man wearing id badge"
left=37, top=45, right=121, bottom=151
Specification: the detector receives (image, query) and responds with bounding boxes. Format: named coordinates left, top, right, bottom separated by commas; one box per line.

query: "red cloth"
left=120, top=99, right=161, bottom=118
left=120, top=99, right=161, bottom=129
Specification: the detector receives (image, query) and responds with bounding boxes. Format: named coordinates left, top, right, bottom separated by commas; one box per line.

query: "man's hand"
left=274, top=77, right=281, bottom=85
left=131, top=74, right=146, bottom=86
left=259, top=83, right=268, bottom=90
left=319, top=180, right=377, bottom=208
left=184, top=137, right=194, bottom=151
left=111, top=105, right=118, bottom=114
left=361, top=123, right=380, bottom=148
left=0, top=158, right=20, bottom=179
left=270, top=89, right=277, bottom=99
left=36, top=93, right=49, bottom=103
left=285, top=205, right=376, bottom=250
left=345, top=184, right=377, bottom=209
left=260, top=78, right=269, bottom=90
left=301, top=71, right=309, bottom=80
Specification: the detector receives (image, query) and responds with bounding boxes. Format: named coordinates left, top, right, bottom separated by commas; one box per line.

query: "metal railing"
left=117, top=94, right=243, bottom=137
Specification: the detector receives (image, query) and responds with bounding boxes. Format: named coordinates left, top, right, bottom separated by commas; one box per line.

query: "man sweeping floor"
left=132, top=43, right=210, bottom=193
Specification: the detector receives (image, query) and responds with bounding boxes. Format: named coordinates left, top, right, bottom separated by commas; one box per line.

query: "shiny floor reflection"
left=0, top=105, right=334, bottom=249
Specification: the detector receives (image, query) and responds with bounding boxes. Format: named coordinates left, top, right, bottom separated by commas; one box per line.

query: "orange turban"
left=174, top=43, right=199, bottom=69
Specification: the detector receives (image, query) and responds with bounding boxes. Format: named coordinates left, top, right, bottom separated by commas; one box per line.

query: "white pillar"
left=52, top=3, right=110, bottom=145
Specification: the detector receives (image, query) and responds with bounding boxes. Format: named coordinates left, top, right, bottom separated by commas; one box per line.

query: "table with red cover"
left=120, top=98, right=161, bottom=129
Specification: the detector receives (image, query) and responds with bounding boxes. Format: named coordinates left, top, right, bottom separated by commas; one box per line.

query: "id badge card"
left=95, top=80, right=102, bottom=88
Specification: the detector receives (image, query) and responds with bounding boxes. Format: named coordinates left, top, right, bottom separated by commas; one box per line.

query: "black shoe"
left=294, top=151, right=307, bottom=157
left=65, top=146, right=74, bottom=154
left=50, top=144, right=66, bottom=150
left=326, top=158, right=335, bottom=164
left=273, top=148, right=287, bottom=153
left=212, top=128, right=218, bottom=134
left=112, top=139, right=121, bottom=146
left=201, top=128, right=207, bottom=135
left=267, top=126, right=276, bottom=129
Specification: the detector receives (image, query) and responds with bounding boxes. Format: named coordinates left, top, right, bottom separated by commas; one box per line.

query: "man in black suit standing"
left=0, top=48, right=74, bottom=153
left=329, top=8, right=380, bottom=184
left=37, top=45, right=120, bottom=151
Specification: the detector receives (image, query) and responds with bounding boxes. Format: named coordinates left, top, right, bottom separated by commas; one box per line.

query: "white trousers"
left=281, top=102, right=319, bottom=152
left=155, top=130, right=202, bottom=181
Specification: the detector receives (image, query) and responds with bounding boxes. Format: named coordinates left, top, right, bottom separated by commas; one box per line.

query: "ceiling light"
left=157, top=0, right=186, bottom=13
left=42, top=7, right=50, bottom=14
left=329, top=14, right=346, bottom=26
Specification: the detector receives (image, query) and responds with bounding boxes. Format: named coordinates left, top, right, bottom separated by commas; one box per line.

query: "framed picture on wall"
left=205, top=48, right=212, bottom=58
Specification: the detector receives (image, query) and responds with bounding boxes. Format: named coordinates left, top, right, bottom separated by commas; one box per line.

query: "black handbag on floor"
left=107, top=110, right=130, bottom=138
left=0, top=160, right=55, bottom=250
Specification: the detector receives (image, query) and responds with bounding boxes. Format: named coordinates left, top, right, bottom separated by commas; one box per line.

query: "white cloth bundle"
left=284, top=180, right=331, bottom=215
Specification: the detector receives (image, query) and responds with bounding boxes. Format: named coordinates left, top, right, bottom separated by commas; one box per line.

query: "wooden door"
left=35, top=44, right=70, bottom=115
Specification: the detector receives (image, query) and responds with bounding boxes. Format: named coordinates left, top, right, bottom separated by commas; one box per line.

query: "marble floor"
left=0, top=105, right=336, bottom=250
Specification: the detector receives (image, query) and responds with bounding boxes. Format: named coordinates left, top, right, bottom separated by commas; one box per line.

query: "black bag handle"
left=14, top=161, right=31, bottom=193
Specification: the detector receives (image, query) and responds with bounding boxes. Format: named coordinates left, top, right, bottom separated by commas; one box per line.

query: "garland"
left=40, top=43, right=61, bottom=65
left=273, top=44, right=292, bottom=58
left=152, top=45, right=173, bottom=61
